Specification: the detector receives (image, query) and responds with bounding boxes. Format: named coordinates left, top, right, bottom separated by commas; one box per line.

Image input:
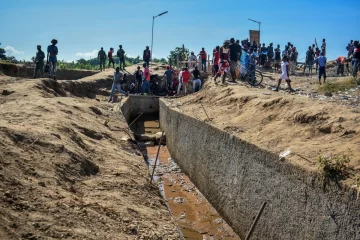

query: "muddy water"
left=147, top=146, right=240, bottom=240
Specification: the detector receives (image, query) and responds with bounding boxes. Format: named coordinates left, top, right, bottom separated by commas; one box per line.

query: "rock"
left=179, top=212, right=186, bottom=219
left=144, top=141, right=155, bottom=146
left=38, top=181, right=46, bottom=187
left=324, top=92, right=333, bottom=97
left=215, top=218, right=223, bottom=224
left=174, top=197, right=184, bottom=204
left=4, top=191, right=12, bottom=198
left=338, top=117, right=345, bottom=122
left=2, top=90, right=15, bottom=96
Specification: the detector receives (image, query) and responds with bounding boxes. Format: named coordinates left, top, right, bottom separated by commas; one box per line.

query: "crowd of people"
left=31, top=37, right=360, bottom=99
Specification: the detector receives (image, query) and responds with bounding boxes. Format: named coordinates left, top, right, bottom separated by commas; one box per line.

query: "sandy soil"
left=172, top=71, right=360, bottom=186
left=0, top=71, right=180, bottom=239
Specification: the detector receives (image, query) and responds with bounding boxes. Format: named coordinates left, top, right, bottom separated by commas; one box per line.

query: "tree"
left=169, top=46, right=189, bottom=66
left=0, top=48, right=6, bottom=60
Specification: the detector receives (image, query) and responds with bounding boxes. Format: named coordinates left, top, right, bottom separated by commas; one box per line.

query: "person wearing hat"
left=163, top=65, right=173, bottom=93
left=47, top=39, right=58, bottom=80
left=33, top=45, right=45, bottom=78
left=117, top=45, right=126, bottom=70
left=317, top=52, right=327, bottom=85
left=98, top=47, right=106, bottom=71
left=143, top=46, right=151, bottom=67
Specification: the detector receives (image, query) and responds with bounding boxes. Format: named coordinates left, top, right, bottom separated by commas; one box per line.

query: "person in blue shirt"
left=317, top=52, right=327, bottom=85
left=47, top=39, right=58, bottom=81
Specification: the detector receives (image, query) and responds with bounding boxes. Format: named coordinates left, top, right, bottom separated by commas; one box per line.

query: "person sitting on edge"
left=108, top=67, right=128, bottom=102
left=192, top=66, right=202, bottom=92
left=177, top=67, right=190, bottom=95
left=108, top=48, right=115, bottom=68
left=143, top=46, right=151, bottom=67
left=317, top=52, right=327, bottom=85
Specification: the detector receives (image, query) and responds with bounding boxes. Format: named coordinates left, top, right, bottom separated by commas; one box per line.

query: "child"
left=274, top=56, right=294, bottom=92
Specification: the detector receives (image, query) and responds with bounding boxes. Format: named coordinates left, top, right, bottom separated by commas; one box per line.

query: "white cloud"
left=4, top=46, right=24, bottom=55
left=75, top=50, right=98, bottom=58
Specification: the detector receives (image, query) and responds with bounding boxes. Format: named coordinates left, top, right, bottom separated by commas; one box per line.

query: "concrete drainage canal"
left=120, top=96, right=241, bottom=240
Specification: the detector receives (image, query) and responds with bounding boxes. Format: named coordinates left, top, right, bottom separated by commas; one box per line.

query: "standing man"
left=142, top=63, right=150, bottom=95
left=108, top=48, right=115, bottom=68
left=192, top=66, right=202, bottom=92
left=98, top=47, right=106, bottom=71
left=108, top=67, right=128, bottom=102
left=289, top=47, right=298, bottom=75
left=215, top=40, right=230, bottom=84
left=317, top=52, right=327, bottom=85
left=229, top=38, right=241, bottom=81
left=143, top=46, right=151, bottom=67
left=346, top=40, right=354, bottom=58
left=198, top=47, right=207, bottom=72
left=33, top=45, right=45, bottom=78
left=267, top=43, right=274, bottom=64
left=212, top=46, right=220, bottom=77
left=352, top=41, right=360, bottom=79
left=117, top=45, right=126, bottom=70
left=274, top=44, right=281, bottom=72
left=47, top=39, right=58, bottom=81
left=163, top=66, right=173, bottom=93
left=177, top=67, right=190, bottom=95
left=321, top=39, right=326, bottom=56
left=303, top=46, right=315, bottom=74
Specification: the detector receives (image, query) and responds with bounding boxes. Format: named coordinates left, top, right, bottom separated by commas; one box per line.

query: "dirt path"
left=0, top=74, right=180, bottom=239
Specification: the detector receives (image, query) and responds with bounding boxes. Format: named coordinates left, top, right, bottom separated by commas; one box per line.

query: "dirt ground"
left=173, top=68, right=360, bottom=186
left=0, top=70, right=180, bottom=239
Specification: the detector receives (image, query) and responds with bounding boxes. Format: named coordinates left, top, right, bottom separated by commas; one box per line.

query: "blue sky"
left=1, top=0, right=359, bottom=62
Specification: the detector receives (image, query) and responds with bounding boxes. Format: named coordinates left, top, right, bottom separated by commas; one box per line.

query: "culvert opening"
left=121, top=96, right=240, bottom=240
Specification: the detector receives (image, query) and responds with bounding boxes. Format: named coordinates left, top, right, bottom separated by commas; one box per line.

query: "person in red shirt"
left=177, top=67, right=191, bottom=95
left=214, top=40, right=230, bottom=84
left=336, top=56, right=347, bottom=75
left=212, top=46, right=220, bottom=77
left=108, top=48, right=115, bottom=68
left=198, top=48, right=207, bottom=72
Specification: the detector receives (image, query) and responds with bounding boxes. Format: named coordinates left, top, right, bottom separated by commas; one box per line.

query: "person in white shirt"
left=274, top=56, right=294, bottom=93
left=189, top=52, right=197, bottom=69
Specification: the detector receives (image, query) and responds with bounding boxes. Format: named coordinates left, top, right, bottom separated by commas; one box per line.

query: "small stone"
left=215, top=218, right=223, bottom=224
left=4, top=191, right=12, bottom=198
left=324, top=92, right=332, bottom=97
left=179, top=212, right=186, bottom=219
left=38, top=182, right=46, bottom=187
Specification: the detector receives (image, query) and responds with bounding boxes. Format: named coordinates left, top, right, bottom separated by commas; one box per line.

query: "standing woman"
left=47, top=39, right=58, bottom=81
left=274, top=55, right=294, bottom=92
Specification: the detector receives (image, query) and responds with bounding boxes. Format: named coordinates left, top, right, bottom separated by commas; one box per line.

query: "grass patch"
left=318, top=77, right=358, bottom=93
left=318, top=149, right=353, bottom=181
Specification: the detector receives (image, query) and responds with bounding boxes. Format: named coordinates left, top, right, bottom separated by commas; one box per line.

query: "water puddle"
left=147, top=146, right=240, bottom=240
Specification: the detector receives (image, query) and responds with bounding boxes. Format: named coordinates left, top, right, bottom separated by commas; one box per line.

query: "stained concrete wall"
left=159, top=99, right=360, bottom=240
left=121, top=96, right=160, bottom=120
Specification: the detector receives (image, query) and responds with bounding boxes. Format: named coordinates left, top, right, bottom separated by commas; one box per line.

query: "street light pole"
left=150, top=11, right=168, bottom=63
left=248, top=18, right=261, bottom=44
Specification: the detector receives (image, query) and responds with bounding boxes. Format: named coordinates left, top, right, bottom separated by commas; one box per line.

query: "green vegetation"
left=318, top=149, right=353, bottom=180
left=169, top=46, right=189, bottom=66
left=318, top=77, right=358, bottom=93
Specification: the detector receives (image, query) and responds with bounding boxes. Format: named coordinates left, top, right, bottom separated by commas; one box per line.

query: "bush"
left=318, top=149, right=353, bottom=180
left=318, top=77, right=358, bottom=93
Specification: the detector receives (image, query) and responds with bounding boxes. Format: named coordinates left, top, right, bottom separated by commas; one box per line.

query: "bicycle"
left=226, top=61, right=263, bottom=86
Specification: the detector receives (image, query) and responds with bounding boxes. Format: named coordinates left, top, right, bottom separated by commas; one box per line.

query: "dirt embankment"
left=0, top=73, right=180, bottom=239
left=176, top=81, right=360, bottom=185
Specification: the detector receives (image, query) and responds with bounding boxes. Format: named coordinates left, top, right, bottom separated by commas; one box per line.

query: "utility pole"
left=151, top=11, right=168, bottom=63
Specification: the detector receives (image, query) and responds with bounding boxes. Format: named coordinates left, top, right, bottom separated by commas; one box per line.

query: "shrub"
left=318, top=149, right=353, bottom=180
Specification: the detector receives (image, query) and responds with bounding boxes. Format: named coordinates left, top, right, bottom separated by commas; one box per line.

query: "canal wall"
left=159, top=99, right=360, bottom=240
